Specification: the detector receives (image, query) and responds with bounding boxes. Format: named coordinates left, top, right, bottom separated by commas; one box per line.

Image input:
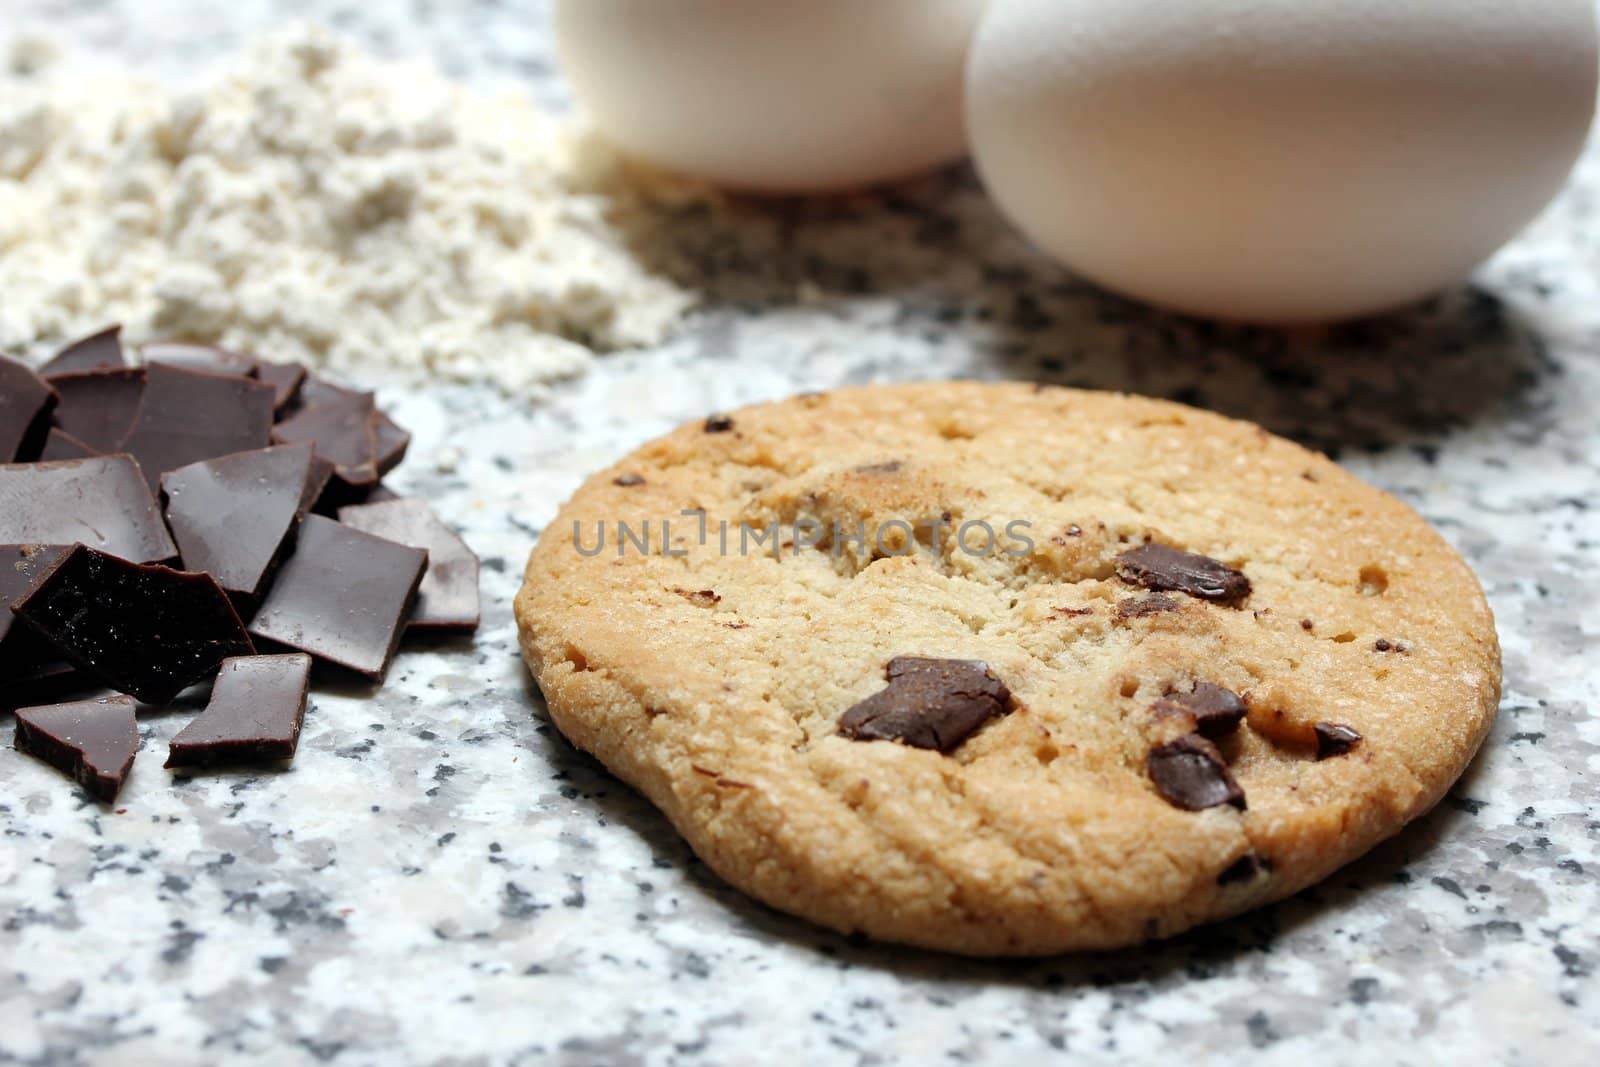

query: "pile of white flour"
left=0, top=26, right=698, bottom=393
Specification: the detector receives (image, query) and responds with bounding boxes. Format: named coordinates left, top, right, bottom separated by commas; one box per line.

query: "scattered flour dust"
left=0, top=25, right=700, bottom=394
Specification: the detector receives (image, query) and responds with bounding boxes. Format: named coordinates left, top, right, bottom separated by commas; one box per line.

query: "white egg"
left=555, top=0, right=986, bottom=193
left=967, top=0, right=1598, bottom=322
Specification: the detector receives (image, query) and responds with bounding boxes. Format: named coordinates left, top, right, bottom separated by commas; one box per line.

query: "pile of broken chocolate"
left=1, top=327, right=479, bottom=802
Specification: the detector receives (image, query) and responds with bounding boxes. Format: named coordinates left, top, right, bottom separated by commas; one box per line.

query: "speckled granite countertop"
left=3, top=3, right=1598, bottom=1065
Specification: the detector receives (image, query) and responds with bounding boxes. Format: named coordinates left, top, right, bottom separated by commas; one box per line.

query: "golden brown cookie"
left=515, top=383, right=1500, bottom=955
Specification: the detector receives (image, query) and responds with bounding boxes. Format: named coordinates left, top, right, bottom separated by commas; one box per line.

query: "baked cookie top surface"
left=515, top=382, right=1500, bottom=955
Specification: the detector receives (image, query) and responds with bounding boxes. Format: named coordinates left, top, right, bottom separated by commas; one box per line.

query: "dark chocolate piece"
left=1154, top=682, right=1247, bottom=740
left=613, top=473, right=646, bottom=487
left=257, top=361, right=307, bottom=414
left=0, top=354, right=57, bottom=462
left=309, top=471, right=388, bottom=517
left=165, top=654, right=310, bottom=768
left=141, top=342, right=258, bottom=379
left=1115, top=543, right=1251, bottom=605
left=838, top=656, right=1010, bottom=753
left=338, top=498, right=480, bottom=631
left=0, top=544, right=69, bottom=650
left=39, top=325, right=125, bottom=377
left=271, top=393, right=380, bottom=488
left=161, top=444, right=322, bottom=602
left=1147, top=734, right=1246, bottom=811
left=704, top=414, right=735, bottom=433
left=1373, top=638, right=1407, bottom=653
left=0, top=455, right=177, bottom=563
left=0, top=541, right=75, bottom=699
left=1217, top=853, right=1270, bottom=885
left=1314, top=722, right=1362, bottom=760
left=119, top=363, right=276, bottom=490
left=13, top=544, right=255, bottom=705
left=293, top=373, right=364, bottom=412
left=37, top=428, right=97, bottom=461
left=47, top=367, right=147, bottom=452
left=249, top=515, right=427, bottom=679
left=300, top=455, right=337, bottom=518
left=1116, top=593, right=1180, bottom=619
left=0, top=658, right=81, bottom=708
left=372, top=410, right=411, bottom=477
left=14, top=695, right=139, bottom=802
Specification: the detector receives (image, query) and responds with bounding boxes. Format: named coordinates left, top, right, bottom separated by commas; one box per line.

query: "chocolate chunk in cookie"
left=1217, top=853, right=1271, bottom=885
left=1116, top=592, right=1180, bottom=619
left=1115, top=543, right=1251, bottom=605
left=704, top=414, right=735, bottom=433
left=839, top=657, right=1010, bottom=753
left=1314, top=722, right=1363, bottom=759
left=1147, top=734, right=1246, bottom=811
left=1154, top=682, right=1247, bottom=740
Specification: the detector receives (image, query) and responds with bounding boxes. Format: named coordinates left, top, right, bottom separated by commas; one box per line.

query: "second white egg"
left=967, top=0, right=1599, bottom=323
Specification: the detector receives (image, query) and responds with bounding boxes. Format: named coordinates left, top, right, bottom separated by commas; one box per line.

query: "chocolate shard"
left=1314, top=722, right=1362, bottom=760
left=292, top=373, right=364, bottom=413
left=271, top=392, right=381, bottom=488
left=1154, top=682, right=1247, bottom=740
left=47, top=367, right=147, bottom=452
left=161, top=443, right=323, bottom=603
left=0, top=455, right=178, bottom=563
left=310, top=472, right=395, bottom=517
left=0, top=544, right=70, bottom=652
left=838, top=656, right=1011, bottom=753
left=39, top=325, right=125, bottom=378
left=249, top=515, right=427, bottom=680
left=1217, top=853, right=1270, bottom=885
left=1116, top=592, right=1180, bottom=620
left=300, top=455, right=337, bottom=519
left=372, top=410, right=411, bottom=478
left=704, top=414, right=735, bottom=433
left=165, top=654, right=311, bottom=768
left=1147, top=734, right=1247, bottom=811
left=338, top=498, right=480, bottom=631
left=37, top=428, right=98, bottom=461
left=0, top=659, right=80, bottom=708
left=14, top=695, right=139, bottom=803
left=119, top=363, right=276, bottom=491
left=13, top=544, right=255, bottom=705
left=257, top=360, right=308, bottom=414
left=0, top=354, right=58, bottom=462
left=140, top=342, right=258, bottom=379
left=362, top=483, right=401, bottom=505
left=1115, top=543, right=1252, bottom=605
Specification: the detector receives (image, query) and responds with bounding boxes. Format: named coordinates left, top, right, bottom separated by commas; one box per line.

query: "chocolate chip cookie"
left=515, top=383, right=1500, bottom=955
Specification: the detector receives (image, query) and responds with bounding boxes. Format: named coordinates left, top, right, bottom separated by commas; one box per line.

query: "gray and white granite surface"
left=3, top=2, right=1598, bottom=1064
